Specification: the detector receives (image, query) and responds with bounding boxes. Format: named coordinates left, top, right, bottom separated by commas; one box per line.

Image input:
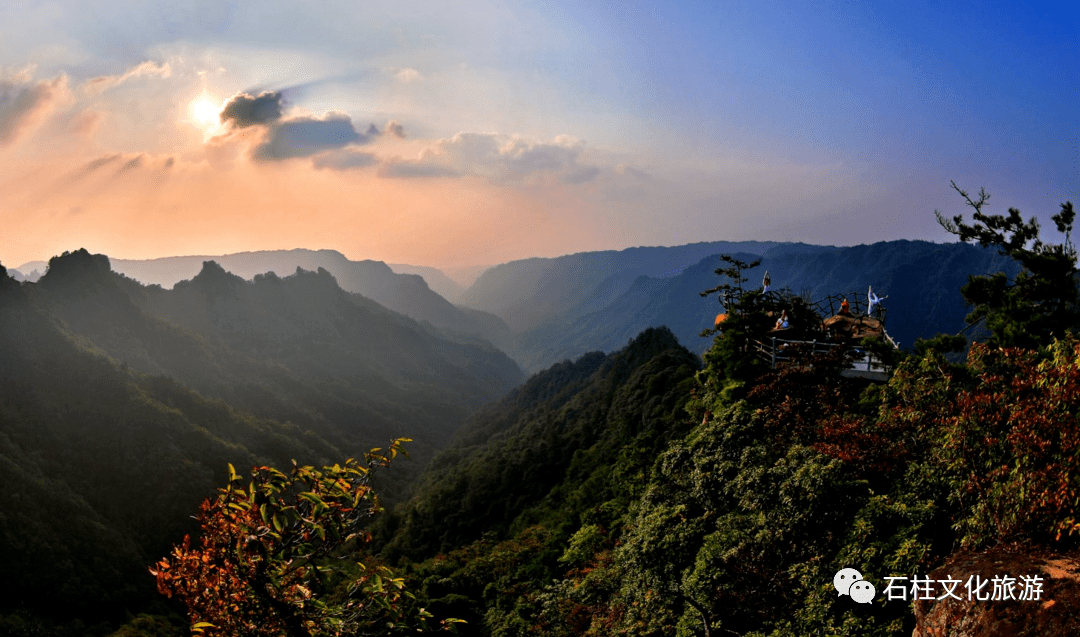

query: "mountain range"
left=23, top=249, right=516, bottom=352
left=500, top=240, right=1019, bottom=372
left=14, top=239, right=1020, bottom=375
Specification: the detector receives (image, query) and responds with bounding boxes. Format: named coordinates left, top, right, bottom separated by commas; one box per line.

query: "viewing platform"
left=751, top=291, right=898, bottom=382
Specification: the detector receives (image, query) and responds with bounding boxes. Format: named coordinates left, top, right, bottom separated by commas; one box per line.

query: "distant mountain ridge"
left=458, top=241, right=800, bottom=332
left=457, top=240, right=1022, bottom=373
left=388, top=263, right=467, bottom=302
left=83, top=249, right=513, bottom=350
left=8, top=238, right=1030, bottom=377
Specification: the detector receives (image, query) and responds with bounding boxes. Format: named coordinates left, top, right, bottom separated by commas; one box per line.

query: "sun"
left=187, top=95, right=225, bottom=139
left=190, top=96, right=220, bottom=126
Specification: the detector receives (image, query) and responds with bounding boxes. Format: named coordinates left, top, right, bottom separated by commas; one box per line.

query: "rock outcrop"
left=913, top=543, right=1080, bottom=636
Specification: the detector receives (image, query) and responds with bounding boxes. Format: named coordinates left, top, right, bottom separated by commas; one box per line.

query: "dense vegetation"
left=355, top=189, right=1079, bottom=636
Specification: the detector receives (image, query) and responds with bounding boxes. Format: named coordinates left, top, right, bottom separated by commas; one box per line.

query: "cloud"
left=57, top=153, right=169, bottom=186
left=0, top=72, right=67, bottom=146
left=252, top=112, right=366, bottom=160
left=220, top=90, right=284, bottom=128
left=384, top=120, right=405, bottom=138
left=361, top=120, right=404, bottom=139
left=115, top=154, right=144, bottom=176
left=49, top=153, right=139, bottom=192
left=394, top=67, right=422, bottom=83
left=563, top=165, right=601, bottom=184
left=378, top=161, right=460, bottom=179
left=306, top=127, right=601, bottom=181
left=615, top=164, right=650, bottom=180
left=384, top=132, right=602, bottom=184
left=312, top=149, right=378, bottom=170
left=78, top=153, right=122, bottom=175
left=84, top=60, right=171, bottom=94
left=68, top=109, right=104, bottom=136
left=219, top=91, right=373, bottom=161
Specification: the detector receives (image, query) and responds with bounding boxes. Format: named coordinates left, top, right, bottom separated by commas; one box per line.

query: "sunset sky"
left=1, top=1, right=1077, bottom=270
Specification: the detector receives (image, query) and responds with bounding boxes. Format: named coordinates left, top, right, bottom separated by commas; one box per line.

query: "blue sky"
left=0, top=0, right=1076, bottom=268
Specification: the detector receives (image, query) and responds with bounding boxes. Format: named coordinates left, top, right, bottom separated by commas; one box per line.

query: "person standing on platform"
left=868, top=286, right=887, bottom=317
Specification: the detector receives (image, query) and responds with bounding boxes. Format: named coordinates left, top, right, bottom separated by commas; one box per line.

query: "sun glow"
left=191, top=98, right=218, bottom=123
left=188, top=95, right=224, bottom=139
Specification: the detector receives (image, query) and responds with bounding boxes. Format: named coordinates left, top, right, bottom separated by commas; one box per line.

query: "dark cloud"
left=313, top=149, right=378, bottom=170
left=220, top=90, right=372, bottom=161
left=220, top=91, right=284, bottom=128
left=0, top=74, right=65, bottom=145
left=361, top=120, right=405, bottom=139
left=219, top=90, right=405, bottom=163
left=563, top=165, right=601, bottom=184
left=252, top=113, right=366, bottom=160
left=80, top=154, right=122, bottom=175
left=115, top=154, right=144, bottom=176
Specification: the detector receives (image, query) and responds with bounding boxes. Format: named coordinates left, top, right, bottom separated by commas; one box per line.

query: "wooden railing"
left=752, top=336, right=892, bottom=379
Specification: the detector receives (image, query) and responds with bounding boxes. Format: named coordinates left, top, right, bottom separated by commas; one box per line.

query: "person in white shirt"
left=868, top=286, right=887, bottom=316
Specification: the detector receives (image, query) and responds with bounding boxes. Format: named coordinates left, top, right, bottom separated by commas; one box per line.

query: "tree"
left=881, top=337, right=1080, bottom=546
left=699, top=254, right=762, bottom=314
left=699, top=254, right=822, bottom=399
left=936, top=181, right=1079, bottom=349
left=152, top=439, right=461, bottom=636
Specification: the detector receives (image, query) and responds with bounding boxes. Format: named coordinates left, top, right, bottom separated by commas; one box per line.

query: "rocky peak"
left=38, top=249, right=113, bottom=287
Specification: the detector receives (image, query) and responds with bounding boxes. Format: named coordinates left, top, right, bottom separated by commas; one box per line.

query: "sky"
left=1, top=0, right=1077, bottom=270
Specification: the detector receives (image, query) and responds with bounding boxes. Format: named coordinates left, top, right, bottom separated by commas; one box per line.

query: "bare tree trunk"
left=683, top=595, right=712, bottom=637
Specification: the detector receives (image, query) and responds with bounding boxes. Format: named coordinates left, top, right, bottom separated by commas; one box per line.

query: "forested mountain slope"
left=385, top=327, right=700, bottom=558
left=380, top=327, right=702, bottom=629
left=0, top=262, right=340, bottom=631
left=0, top=252, right=524, bottom=635
left=381, top=324, right=1080, bottom=635
left=139, top=260, right=522, bottom=446
left=27, top=251, right=522, bottom=453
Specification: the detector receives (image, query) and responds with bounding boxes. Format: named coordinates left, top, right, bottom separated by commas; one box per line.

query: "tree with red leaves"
left=152, top=439, right=462, bottom=636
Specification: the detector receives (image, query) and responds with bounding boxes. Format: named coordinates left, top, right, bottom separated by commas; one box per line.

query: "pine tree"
left=936, top=181, right=1079, bottom=349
